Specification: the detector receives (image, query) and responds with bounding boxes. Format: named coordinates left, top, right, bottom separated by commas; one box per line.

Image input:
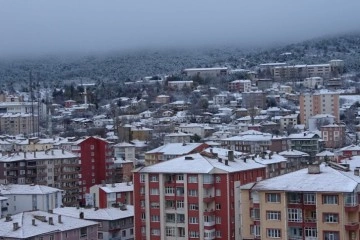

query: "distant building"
left=164, top=132, right=192, bottom=144
left=228, top=79, right=251, bottom=92
left=303, top=76, right=323, bottom=89
left=299, top=91, right=340, bottom=125
left=273, top=63, right=332, bottom=80
left=167, top=81, right=193, bottom=90
left=0, top=113, right=38, bottom=135
left=242, top=91, right=266, bottom=109
left=183, top=67, right=228, bottom=78
left=256, top=79, right=274, bottom=90
left=288, top=132, right=322, bottom=158
left=155, top=95, right=170, bottom=104
left=321, top=124, right=346, bottom=149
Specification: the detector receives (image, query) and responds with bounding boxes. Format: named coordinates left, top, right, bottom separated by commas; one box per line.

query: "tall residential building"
left=299, top=92, right=339, bottom=125
left=69, top=136, right=114, bottom=205
left=133, top=152, right=266, bottom=240
left=0, top=113, right=38, bottom=135
left=0, top=149, right=80, bottom=206
left=241, top=163, right=360, bottom=240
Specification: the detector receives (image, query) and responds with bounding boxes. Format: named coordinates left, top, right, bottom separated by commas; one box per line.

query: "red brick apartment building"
left=133, top=152, right=266, bottom=240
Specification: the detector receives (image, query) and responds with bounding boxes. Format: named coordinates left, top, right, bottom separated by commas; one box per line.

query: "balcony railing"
left=345, top=222, right=359, bottom=231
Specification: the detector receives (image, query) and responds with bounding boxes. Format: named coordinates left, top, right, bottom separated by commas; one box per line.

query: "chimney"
left=48, top=209, right=53, bottom=214
left=79, top=212, right=84, bottom=219
left=58, top=215, right=62, bottom=223
left=5, top=215, right=12, bottom=222
left=24, top=152, right=27, bottom=158
left=243, top=157, right=247, bottom=163
left=49, top=217, right=54, bottom=225
left=33, top=151, right=36, bottom=158
left=308, top=163, right=320, bottom=174
left=218, top=158, right=222, bottom=163
left=32, top=219, right=36, bottom=226
left=228, top=150, right=234, bottom=162
left=210, top=148, right=213, bottom=154
left=304, top=132, right=306, bottom=136
left=51, top=150, right=54, bottom=155
left=111, top=183, right=115, bottom=188
left=355, top=167, right=360, bottom=176
left=13, top=222, right=19, bottom=231
left=101, top=180, right=106, bottom=187
left=225, top=160, right=229, bottom=166
left=185, top=156, right=194, bottom=160
left=62, top=149, right=64, bottom=154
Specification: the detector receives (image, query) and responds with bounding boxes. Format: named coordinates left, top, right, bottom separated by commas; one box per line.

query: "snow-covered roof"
left=316, top=150, right=335, bottom=157
left=137, top=153, right=265, bottom=174
left=0, top=149, right=77, bottom=162
left=54, top=206, right=134, bottom=221
left=0, top=184, right=62, bottom=195
left=146, top=143, right=205, bottom=155
left=0, top=210, right=98, bottom=239
left=98, top=182, right=134, bottom=193
left=253, top=164, right=358, bottom=192
left=279, top=149, right=309, bottom=157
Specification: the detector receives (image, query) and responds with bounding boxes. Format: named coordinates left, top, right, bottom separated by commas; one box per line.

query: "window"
left=203, top=174, right=214, bottom=184
left=189, top=217, right=198, bottom=224
left=130, top=228, right=133, bottom=235
left=90, top=145, right=95, bottom=150
left=140, top=174, right=145, bottom=183
left=216, top=189, right=221, bottom=196
left=266, top=193, right=280, bottom=203
left=216, top=176, right=221, bottom=183
left=189, top=231, right=200, bottom=238
left=216, top=203, right=221, bottom=210
left=150, top=175, right=158, bottom=182
left=215, top=216, right=221, bottom=224
left=150, top=188, right=159, bottom=195
left=324, top=231, right=340, bottom=240
left=166, top=227, right=176, bottom=237
left=141, top=212, right=146, bottom=221
left=324, top=213, right=339, bottom=223
left=188, top=189, right=197, bottom=197
left=288, top=208, right=302, bottom=222
left=189, top=204, right=198, bottom=210
left=122, top=230, right=126, bottom=237
left=216, top=231, right=222, bottom=238
left=98, top=233, right=103, bottom=239
left=151, top=215, right=160, bottom=222
left=188, top=176, right=198, bottom=183
left=323, top=195, right=338, bottom=204
left=140, top=200, right=145, bottom=208
left=150, top=202, right=160, bottom=208
left=267, top=229, right=281, bottom=238
left=251, top=225, right=260, bottom=237
left=251, top=208, right=260, bottom=220
left=151, top=229, right=160, bottom=236
left=304, top=193, right=316, bottom=204
left=176, top=174, right=184, bottom=181
left=80, top=227, right=87, bottom=237
left=176, top=200, right=184, bottom=209
left=266, top=211, right=281, bottom=220
left=165, top=186, right=175, bottom=195
left=305, top=227, right=317, bottom=238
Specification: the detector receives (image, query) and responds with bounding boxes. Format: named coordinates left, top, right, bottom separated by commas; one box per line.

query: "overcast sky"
left=1, top=0, right=360, bottom=57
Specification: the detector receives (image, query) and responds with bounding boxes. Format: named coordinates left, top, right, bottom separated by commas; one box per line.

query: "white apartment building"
left=0, top=184, right=63, bottom=217
left=303, top=76, right=324, bottom=89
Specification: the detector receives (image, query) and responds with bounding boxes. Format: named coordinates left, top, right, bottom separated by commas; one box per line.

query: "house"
left=89, top=182, right=134, bottom=208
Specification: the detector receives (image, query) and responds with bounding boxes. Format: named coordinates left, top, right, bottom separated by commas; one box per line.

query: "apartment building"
left=273, top=63, right=332, bottom=80
left=228, top=79, right=252, bottom=92
left=69, top=136, right=114, bottom=204
left=288, top=132, right=322, bottom=158
left=90, top=182, right=134, bottom=208
left=0, top=210, right=98, bottom=239
left=182, top=67, right=228, bottom=78
left=164, top=132, right=192, bottom=144
left=299, top=91, right=340, bottom=125
left=0, top=149, right=80, bottom=206
left=133, top=152, right=266, bottom=240
left=278, top=114, right=298, bottom=130
left=221, top=130, right=272, bottom=154
left=0, top=113, right=38, bottom=135
left=242, top=91, right=267, bottom=109
left=0, top=184, right=63, bottom=217
left=321, top=124, right=346, bottom=149
left=54, top=206, right=134, bottom=240
left=241, top=163, right=360, bottom=240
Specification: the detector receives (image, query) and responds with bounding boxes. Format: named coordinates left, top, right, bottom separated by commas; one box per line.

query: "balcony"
left=345, top=222, right=359, bottom=231
left=203, top=195, right=214, bottom=203
left=204, top=209, right=215, bottom=215
left=345, top=203, right=359, bottom=212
